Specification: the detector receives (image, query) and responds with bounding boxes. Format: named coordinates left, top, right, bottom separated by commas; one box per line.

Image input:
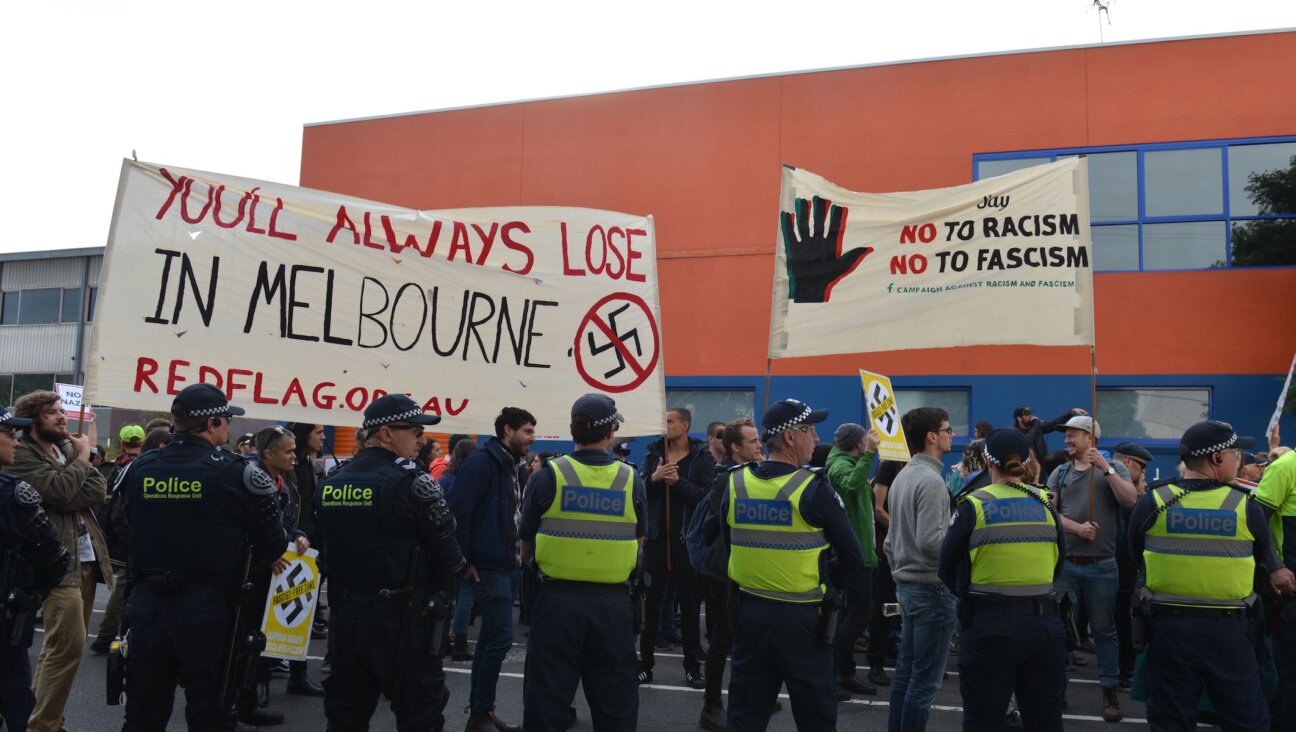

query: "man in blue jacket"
left=447, top=407, right=536, bottom=732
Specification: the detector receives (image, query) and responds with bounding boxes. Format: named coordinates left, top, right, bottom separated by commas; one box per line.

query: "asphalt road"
left=43, top=587, right=1150, bottom=731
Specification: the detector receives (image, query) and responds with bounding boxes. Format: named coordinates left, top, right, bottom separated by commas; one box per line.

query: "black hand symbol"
left=780, top=195, right=873, bottom=303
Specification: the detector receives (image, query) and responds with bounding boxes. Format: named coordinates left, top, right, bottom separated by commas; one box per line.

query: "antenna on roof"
left=1092, top=0, right=1112, bottom=42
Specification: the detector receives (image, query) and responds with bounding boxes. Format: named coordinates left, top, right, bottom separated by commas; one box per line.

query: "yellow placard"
left=859, top=369, right=911, bottom=463
left=260, top=545, right=321, bottom=661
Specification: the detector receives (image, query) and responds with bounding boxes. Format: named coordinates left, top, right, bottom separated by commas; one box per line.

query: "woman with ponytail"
left=938, top=429, right=1068, bottom=731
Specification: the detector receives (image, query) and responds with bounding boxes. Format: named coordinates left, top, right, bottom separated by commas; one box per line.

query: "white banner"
left=769, top=159, right=1094, bottom=358
left=88, top=161, right=666, bottom=437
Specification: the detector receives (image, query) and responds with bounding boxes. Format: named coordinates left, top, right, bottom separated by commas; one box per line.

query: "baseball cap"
left=1063, top=415, right=1100, bottom=439
left=983, top=428, right=1032, bottom=467
left=236, top=432, right=255, bottom=447
left=362, top=394, right=442, bottom=429
left=761, top=398, right=829, bottom=441
left=1243, top=453, right=1268, bottom=467
left=1179, top=420, right=1255, bottom=458
left=119, top=425, right=146, bottom=446
left=171, top=384, right=245, bottom=419
left=572, top=394, right=624, bottom=427
left=0, top=406, right=31, bottom=428
left=1112, top=442, right=1154, bottom=465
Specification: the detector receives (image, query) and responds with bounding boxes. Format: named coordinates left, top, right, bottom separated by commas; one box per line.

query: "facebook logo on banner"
left=1166, top=508, right=1237, bottom=537
left=561, top=486, right=625, bottom=516
left=735, top=499, right=793, bottom=526
left=982, top=498, right=1047, bottom=524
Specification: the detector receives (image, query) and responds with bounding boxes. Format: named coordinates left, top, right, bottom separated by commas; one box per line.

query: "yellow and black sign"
left=259, top=545, right=321, bottom=661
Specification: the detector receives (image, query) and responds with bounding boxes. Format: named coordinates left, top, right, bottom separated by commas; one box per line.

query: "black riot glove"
left=780, top=195, right=873, bottom=303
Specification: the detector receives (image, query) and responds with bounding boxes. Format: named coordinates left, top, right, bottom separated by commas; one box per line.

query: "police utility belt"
left=539, top=577, right=631, bottom=594
left=964, top=593, right=1058, bottom=616
left=1148, top=603, right=1246, bottom=618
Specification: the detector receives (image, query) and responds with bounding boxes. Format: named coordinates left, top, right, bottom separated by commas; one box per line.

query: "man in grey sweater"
left=883, top=407, right=956, bottom=732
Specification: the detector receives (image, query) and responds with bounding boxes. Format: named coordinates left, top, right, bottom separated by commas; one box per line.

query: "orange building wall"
left=300, top=31, right=1296, bottom=379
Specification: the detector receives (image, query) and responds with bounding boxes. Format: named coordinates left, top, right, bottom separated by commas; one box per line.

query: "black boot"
left=464, top=711, right=522, bottom=732
left=287, top=665, right=325, bottom=697
left=238, top=707, right=285, bottom=727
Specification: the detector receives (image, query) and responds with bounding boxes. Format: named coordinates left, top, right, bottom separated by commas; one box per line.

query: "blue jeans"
left=452, top=578, right=474, bottom=636
left=1054, top=557, right=1120, bottom=689
left=468, top=570, right=515, bottom=715
left=889, top=582, right=957, bottom=732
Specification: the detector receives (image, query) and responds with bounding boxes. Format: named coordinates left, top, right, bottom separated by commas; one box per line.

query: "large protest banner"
left=88, top=161, right=666, bottom=437
left=769, top=159, right=1095, bottom=358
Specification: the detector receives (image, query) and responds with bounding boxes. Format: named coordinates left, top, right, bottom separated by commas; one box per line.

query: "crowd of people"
left=1, top=382, right=1294, bottom=732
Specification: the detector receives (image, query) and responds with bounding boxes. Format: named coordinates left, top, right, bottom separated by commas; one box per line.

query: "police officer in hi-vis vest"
left=114, top=383, right=286, bottom=731
left=939, top=428, right=1067, bottom=731
left=1129, top=420, right=1296, bottom=731
left=519, top=394, right=646, bottom=732
left=722, top=398, right=865, bottom=731
left=0, top=406, right=70, bottom=732
left=315, top=393, right=465, bottom=732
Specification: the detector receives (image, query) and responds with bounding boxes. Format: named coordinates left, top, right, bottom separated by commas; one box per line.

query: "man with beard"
left=1012, top=405, right=1088, bottom=463
left=637, top=407, right=715, bottom=688
left=448, top=407, right=536, bottom=732
left=6, top=390, right=112, bottom=732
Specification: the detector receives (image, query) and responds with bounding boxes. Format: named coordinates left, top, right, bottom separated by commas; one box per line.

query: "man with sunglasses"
left=0, top=406, right=71, bottom=732
left=315, top=393, right=466, bottom=732
left=722, top=398, right=865, bottom=731
left=112, top=383, right=287, bottom=731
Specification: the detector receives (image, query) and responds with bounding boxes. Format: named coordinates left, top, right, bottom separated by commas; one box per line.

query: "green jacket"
left=825, top=445, right=878, bottom=568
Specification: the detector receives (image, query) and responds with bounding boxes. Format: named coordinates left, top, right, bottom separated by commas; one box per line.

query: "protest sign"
left=858, top=369, right=910, bottom=462
left=1270, top=351, right=1296, bottom=437
left=261, top=546, right=321, bottom=661
left=54, top=382, right=95, bottom=424
left=87, top=161, right=666, bottom=437
left=769, top=159, right=1094, bottom=358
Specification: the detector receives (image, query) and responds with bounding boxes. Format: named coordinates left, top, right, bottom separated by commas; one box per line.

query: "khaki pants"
left=29, top=564, right=96, bottom=732
left=95, top=568, right=129, bottom=645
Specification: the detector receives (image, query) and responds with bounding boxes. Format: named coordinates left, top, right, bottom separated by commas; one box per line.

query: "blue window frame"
left=974, top=136, right=1296, bottom=271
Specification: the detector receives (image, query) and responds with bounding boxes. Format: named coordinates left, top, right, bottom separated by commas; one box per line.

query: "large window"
left=0, top=287, right=93, bottom=326
left=1, top=374, right=75, bottom=405
left=666, top=389, right=756, bottom=434
left=1096, top=388, right=1210, bottom=440
left=975, top=137, right=1296, bottom=271
left=894, top=389, right=970, bottom=438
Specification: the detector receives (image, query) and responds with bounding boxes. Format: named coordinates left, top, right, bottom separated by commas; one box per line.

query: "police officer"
left=519, top=394, right=646, bottom=732
left=314, top=394, right=465, bottom=732
left=113, top=383, right=286, bottom=731
left=0, top=406, right=70, bottom=732
left=722, top=398, right=865, bottom=731
left=938, top=428, right=1067, bottom=731
left=1130, top=420, right=1296, bottom=731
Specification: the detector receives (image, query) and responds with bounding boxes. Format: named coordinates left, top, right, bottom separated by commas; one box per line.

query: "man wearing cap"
left=315, top=394, right=465, bottom=731
left=519, top=393, right=647, bottom=731
left=235, top=433, right=256, bottom=457
left=89, top=425, right=148, bottom=655
left=448, top=406, right=536, bottom=732
left=5, top=390, right=111, bottom=732
left=720, top=398, right=864, bottom=731
left=0, top=406, right=71, bottom=732
left=825, top=422, right=883, bottom=699
left=1013, top=405, right=1088, bottom=463
left=939, top=428, right=1068, bottom=730
left=1255, top=440, right=1296, bottom=727
left=110, top=383, right=286, bottom=730
left=1043, top=413, right=1135, bottom=720
left=1238, top=453, right=1267, bottom=485
left=1111, top=441, right=1154, bottom=688
left=1130, top=420, right=1295, bottom=731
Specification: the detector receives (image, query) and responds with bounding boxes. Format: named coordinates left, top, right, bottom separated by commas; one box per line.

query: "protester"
left=0, top=405, right=70, bottom=732
left=431, top=435, right=472, bottom=480
left=7, top=390, right=112, bottom=732
left=825, top=422, right=882, bottom=698
left=89, top=424, right=147, bottom=655
left=442, top=438, right=482, bottom=662
left=1111, top=441, right=1153, bottom=688
left=868, top=459, right=905, bottom=686
left=1013, top=405, right=1088, bottom=462
left=1256, top=444, right=1296, bottom=727
left=1045, top=415, right=1136, bottom=721
left=884, top=406, right=957, bottom=732
left=705, top=421, right=726, bottom=464
left=637, top=407, right=714, bottom=688
left=448, top=408, right=535, bottom=732
left=236, top=432, right=256, bottom=457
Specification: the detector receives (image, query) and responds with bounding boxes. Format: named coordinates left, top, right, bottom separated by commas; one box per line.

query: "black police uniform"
left=0, top=473, right=70, bottom=731
left=115, top=431, right=286, bottom=731
left=315, top=446, right=465, bottom=732
left=518, top=447, right=648, bottom=732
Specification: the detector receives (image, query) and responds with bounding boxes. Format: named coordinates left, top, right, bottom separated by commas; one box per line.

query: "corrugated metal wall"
left=0, top=254, right=102, bottom=375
